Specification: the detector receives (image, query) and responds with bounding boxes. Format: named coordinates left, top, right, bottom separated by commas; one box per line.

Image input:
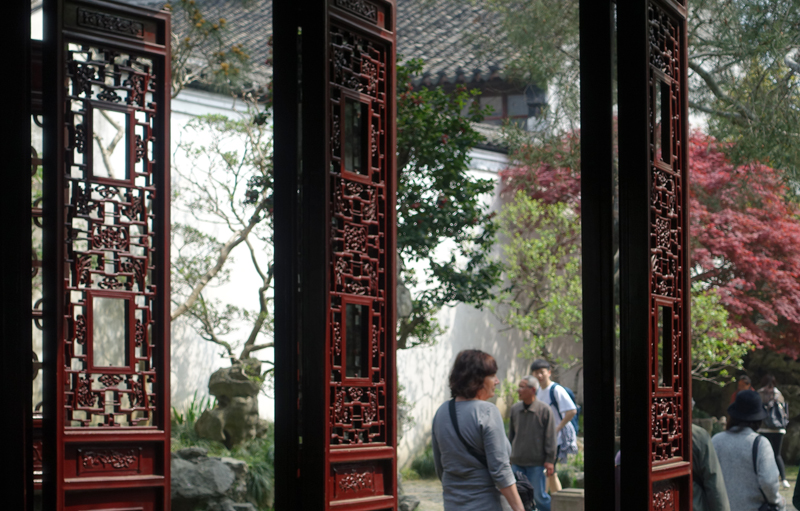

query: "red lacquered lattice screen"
left=325, top=1, right=398, bottom=509
left=647, top=0, right=691, bottom=507
left=39, top=1, right=171, bottom=509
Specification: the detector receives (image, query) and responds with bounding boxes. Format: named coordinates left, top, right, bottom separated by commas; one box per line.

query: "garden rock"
left=399, top=494, right=421, bottom=511
left=196, top=364, right=268, bottom=448
left=171, top=448, right=254, bottom=511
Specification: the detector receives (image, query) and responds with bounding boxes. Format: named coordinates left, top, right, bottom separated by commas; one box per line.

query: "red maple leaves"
left=690, top=133, right=800, bottom=356
left=502, top=132, right=800, bottom=356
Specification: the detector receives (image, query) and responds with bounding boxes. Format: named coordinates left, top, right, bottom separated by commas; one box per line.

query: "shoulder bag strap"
left=448, top=399, right=488, bottom=467
left=752, top=434, right=773, bottom=506
left=550, top=384, right=563, bottom=420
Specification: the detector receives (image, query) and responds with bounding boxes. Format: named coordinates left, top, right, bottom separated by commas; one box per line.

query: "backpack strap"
left=550, top=384, right=563, bottom=420
left=752, top=434, right=773, bottom=506
left=448, top=399, right=488, bottom=467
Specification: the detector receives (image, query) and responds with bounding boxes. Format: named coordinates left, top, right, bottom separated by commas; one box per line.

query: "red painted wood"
left=646, top=0, right=691, bottom=508
left=326, top=1, right=398, bottom=509
left=40, top=1, right=171, bottom=508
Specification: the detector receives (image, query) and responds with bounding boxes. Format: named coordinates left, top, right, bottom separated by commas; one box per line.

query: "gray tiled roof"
left=122, top=0, right=510, bottom=86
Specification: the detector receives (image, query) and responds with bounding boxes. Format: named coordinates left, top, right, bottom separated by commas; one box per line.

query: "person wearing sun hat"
left=711, top=390, right=785, bottom=511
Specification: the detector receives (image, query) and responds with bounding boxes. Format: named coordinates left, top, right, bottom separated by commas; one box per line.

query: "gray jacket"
left=711, top=426, right=785, bottom=511
left=432, top=399, right=515, bottom=511
left=692, top=424, right=730, bottom=511
left=508, top=399, right=556, bottom=467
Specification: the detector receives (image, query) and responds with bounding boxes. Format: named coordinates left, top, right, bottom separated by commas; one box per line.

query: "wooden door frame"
left=2, top=1, right=34, bottom=509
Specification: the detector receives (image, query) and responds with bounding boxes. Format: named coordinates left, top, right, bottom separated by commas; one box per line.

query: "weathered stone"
left=171, top=448, right=254, bottom=511
left=399, top=494, right=421, bottom=511
left=551, top=488, right=585, bottom=511
left=176, top=446, right=209, bottom=461
left=196, top=408, right=227, bottom=444
left=171, top=455, right=235, bottom=500
left=220, top=457, right=248, bottom=503
left=196, top=365, right=266, bottom=448
left=208, top=365, right=261, bottom=398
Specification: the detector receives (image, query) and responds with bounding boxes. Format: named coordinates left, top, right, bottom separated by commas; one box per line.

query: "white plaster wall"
left=169, top=89, right=276, bottom=421
left=165, top=91, right=584, bottom=462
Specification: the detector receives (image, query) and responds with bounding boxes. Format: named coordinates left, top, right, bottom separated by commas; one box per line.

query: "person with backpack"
left=530, top=359, right=579, bottom=468
left=712, top=390, right=785, bottom=511
left=757, top=374, right=790, bottom=488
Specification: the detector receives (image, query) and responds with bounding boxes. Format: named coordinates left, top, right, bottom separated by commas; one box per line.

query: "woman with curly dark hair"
left=431, top=349, right=525, bottom=511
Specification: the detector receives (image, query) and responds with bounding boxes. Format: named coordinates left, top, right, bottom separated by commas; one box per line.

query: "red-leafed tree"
left=500, top=132, right=800, bottom=357
left=690, top=133, right=800, bottom=356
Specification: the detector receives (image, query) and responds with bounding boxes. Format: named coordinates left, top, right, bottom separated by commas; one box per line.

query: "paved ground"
left=782, top=465, right=798, bottom=511
left=403, top=479, right=444, bottom=511
left=404, top=466, right=799, bottom=511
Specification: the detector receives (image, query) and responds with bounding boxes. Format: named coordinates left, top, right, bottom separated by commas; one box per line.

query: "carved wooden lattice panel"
left=42, top=2, right=170, bottom=509
left=320, top=1, right=397, bottom=508
left=648, top=0, right=687, bottom=467
left=64, top=44, right=159, bottom=428
left=329, top=24, right=388, bottom=447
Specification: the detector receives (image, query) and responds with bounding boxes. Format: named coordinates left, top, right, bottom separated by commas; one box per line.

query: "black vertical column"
left=273, top=1, right=302, bottom=508
left=273, top=1, right=329, bottom=509
left=1, top=1, right=32, bottom=509
left=617, top=0, right=653, bottom=509
left=297, top=3, right=330, bottom=508
left=579, top=0, right=617, bottom=507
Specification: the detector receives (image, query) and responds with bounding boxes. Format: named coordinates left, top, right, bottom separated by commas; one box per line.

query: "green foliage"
left=469, top=0, right=800, bottom=187
left=496, top=377, right=520, bottom=415
left=687, top=0, right=800, bottom=182
left=396, top=58, right=503, bottom=349
left=691, top=285, right=754, bottom=385
left=409, top=445, right=437, bottom=479
left=171, top=395, right=275, bottom=510
left=493, top=192, right=582, bottom=366
left=167, top=0, right=252, bottom=96
left=400, top=466, right=421, bottom=481
left=397, top=384, right=416, bottom=439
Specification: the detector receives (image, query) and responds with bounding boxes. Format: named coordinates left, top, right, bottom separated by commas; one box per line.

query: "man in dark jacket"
left=509, top=375, right=557, bottom=511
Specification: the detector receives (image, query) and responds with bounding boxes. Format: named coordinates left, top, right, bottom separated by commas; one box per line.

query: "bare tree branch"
left=689, top=61, right=758, bottom=122
left=171, top=199, right=268, bottom=321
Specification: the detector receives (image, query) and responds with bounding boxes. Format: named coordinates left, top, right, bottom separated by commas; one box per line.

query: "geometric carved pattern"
left=334, top=0, right=379, bottom=23
left=651, top=396, right=683, bottom=461
left=648, top=1, right=686, bottom=464
left=63, top=45, right=159, bottom=427
left=328, top=25, right=388, bottom=446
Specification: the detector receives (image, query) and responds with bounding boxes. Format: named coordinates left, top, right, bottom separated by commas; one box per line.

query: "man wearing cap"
left=530, top=359, right=578, bottom=466
left=509, top=375, right=556, bottom=511
left=712, top=390, right=785, bottom=511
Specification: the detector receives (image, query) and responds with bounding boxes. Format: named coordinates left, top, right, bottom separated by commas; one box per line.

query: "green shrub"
left=557, top=467, right=572, bottom=488
left=400, top=466, right=421, bottom=481
left=410, top=445, right=437, bottom=479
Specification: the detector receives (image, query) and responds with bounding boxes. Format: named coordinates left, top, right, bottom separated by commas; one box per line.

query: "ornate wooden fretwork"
left=63, top=44, right=160, bottom=427
left=76, top=8, right=145, bottom=38
left=328, top=25, right=388, bottom=446
left=334, top=0, right=379, bottom=23
left=648, top=1, right=686, bottom=465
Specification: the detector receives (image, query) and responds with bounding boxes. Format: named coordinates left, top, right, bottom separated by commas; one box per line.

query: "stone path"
left=781, top=469, right=797, bottom=511
left=402, top=479, right=443, bottom=511
left=404, top=469, right=799, bottom=511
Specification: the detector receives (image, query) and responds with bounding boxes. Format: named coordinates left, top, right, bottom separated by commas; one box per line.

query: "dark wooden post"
left=579, top=0, right=617, bottom=507
left=1, top=1, right=33, bottom=509
left=274, top=1, right=399, bottom=509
